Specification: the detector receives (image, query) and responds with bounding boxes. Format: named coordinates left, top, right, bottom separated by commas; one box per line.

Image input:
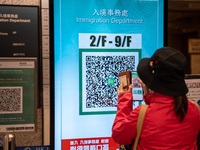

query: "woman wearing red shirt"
left=112, top=47, right=200, bottom=150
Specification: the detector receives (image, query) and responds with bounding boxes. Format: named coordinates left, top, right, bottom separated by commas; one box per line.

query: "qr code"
left=0, top=87, right=23, bottom=114
left=85, top=55, right=135, bottom=109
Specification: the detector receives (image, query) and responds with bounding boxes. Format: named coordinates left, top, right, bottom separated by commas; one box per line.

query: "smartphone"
left=131, top=72, right=144, bottom=107
left=131, top=72, right=140, bottom=88
left=118, top=71, right=131, bottom=91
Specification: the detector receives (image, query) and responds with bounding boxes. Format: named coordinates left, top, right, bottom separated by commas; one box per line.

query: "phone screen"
left=131, top=72, right=144, bottom=108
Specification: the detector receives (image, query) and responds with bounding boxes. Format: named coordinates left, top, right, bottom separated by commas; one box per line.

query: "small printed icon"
left=107, top=77, right=114, bottom=86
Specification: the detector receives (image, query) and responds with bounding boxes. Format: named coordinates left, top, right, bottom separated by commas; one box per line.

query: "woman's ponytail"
left=174, top=95, right=188, bottom=121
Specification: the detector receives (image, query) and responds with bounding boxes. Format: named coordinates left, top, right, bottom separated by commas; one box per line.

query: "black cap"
left=137, top=47, right=188, bottom=96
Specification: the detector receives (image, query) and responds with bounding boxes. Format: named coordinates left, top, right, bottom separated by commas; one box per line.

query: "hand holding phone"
left=138, top=78, right=149, bottom=95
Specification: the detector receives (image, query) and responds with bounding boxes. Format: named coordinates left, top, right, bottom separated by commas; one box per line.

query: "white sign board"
left=188, top=39, right=200, bottom=53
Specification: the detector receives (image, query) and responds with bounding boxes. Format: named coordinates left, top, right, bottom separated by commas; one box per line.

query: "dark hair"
left=174, top=95, right=188, bottom=121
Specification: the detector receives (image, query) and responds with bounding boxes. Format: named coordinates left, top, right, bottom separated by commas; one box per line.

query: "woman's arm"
left=112, top=90, right=141, bottom=145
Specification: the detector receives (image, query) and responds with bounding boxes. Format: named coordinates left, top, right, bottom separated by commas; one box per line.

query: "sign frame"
left=0, top=58, right=38, bottom=132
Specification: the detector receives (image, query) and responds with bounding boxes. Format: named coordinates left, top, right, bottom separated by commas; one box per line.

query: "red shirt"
left=112, top=92, right=200, bottom=150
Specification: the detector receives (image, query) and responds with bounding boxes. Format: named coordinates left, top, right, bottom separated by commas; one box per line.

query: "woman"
left=112, top=47, right=200, bottom=150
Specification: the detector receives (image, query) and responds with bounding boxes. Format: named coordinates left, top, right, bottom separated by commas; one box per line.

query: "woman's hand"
left=117, top=81, right=132, bottom=96
left=138, top=78, right=149, bottom=95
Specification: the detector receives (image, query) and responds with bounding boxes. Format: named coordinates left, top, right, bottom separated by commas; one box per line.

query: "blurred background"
left=168, top=0, right=200, bottom=74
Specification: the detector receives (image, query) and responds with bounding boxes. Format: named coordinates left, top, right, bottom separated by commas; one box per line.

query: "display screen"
left=51, top=0, right=166, bottom=149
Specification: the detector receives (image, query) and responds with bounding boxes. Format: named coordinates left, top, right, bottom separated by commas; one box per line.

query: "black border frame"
left=49, top=0, right=168, bottom=149
left=49, top=0, right=55, bottom=149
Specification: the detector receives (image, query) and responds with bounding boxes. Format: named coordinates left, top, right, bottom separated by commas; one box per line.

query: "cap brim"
left=137, top=58, right=154, bottom=88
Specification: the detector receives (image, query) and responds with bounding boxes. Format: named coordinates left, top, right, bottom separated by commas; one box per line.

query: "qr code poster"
left=80, top=49, right=141, bottom=115
left=0, top=60, right=36, bottom=132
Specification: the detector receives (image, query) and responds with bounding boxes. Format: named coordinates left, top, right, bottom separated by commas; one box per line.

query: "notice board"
left=0, top=59, right=37, bottom=132
left=51, top=0, right=167, bottom=149
left=0, top=5, right=40, bottom=132
left=185, top=74, right=200, bottom=104
left=0, top=5, right=39, bottom=57
left=185, top=74, right=200, bottom=149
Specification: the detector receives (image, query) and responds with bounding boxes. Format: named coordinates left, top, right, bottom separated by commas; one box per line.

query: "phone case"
left=119, top=71, right=131, bottom=90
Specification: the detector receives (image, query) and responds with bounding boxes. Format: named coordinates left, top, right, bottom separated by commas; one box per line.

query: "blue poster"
left=53, top=0, right=165, bottom=149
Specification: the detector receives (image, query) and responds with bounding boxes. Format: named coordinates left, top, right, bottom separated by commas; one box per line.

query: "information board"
left=51, top=0, right=167, bottom=149
left=0, top=59, right=37, bottom=132
left=185, top=74, right=200, bottom=105
left=185, top=74, right=200, bottom=149
left=0, top=5, right=39, bottom=57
